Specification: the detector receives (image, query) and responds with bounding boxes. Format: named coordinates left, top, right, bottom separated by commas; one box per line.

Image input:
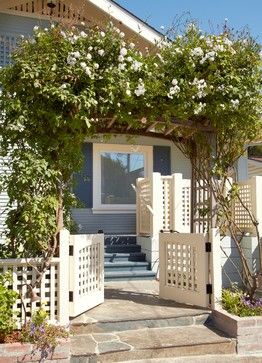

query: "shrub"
left=0, top=272, right=18, bottom=342
left=222, top=287, right=262, bottom=317
left=20, top=303, right=69, bottom=360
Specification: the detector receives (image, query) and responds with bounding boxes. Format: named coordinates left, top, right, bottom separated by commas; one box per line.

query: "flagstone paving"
left=70, top=281, right=237, bottom=362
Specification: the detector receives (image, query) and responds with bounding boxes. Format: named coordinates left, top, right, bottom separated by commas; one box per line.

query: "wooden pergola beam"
left=164, top=124, right=179, bottom=136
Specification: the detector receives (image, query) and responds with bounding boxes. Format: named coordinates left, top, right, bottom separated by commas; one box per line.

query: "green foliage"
left=0, top=272, right=18, bottom=340
left=20, top=303, right=68, bottom=358
left=0, top=21, right=261, bottom=258
left=222, top=287, right=262, bottom=317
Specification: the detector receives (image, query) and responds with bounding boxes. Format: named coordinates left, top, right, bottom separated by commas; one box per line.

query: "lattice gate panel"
left=69, top=234, right=104, bottom=317
left=159, top=233, right=209, bottom=308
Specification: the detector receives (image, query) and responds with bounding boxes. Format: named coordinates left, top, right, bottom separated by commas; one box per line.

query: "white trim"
left=86, top=0, right=162, bottom=44
left=93, top=143, right=153, bottom=214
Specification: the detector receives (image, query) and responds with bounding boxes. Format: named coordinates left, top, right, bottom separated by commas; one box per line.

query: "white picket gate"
left=159, top=229, right=221, bottom=308
left=68, top=233, right=104, bottom=317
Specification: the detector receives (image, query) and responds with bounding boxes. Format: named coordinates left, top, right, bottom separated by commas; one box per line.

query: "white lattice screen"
left=161, top=177, right=171, bottom=231
left=181, top=179, right=191, bottom=231
left=234, top=182, right=254, bottom=233
left=69, top=234, right=104, bottom=317
left=136, top=178, right=151, bottom=235
left=0, top=258, right=59, bottom=328
left=193, top=180, right=210, bottom=233
left=9, top=0, right=86, bottom=21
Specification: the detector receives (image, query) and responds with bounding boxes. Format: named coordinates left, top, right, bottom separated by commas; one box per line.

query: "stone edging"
left=212, top=308, right=262, bottom=354
left=0, top=339, right=70, bottom=363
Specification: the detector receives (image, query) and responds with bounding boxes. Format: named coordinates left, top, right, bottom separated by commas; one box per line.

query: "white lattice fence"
left=0, top=258, right=60, bottom=328
left=234, top=179, right=254, bottom=234
left=181, top=179, right=191, bottom=232
left=136, top=173, right=192, bottom=236
left=69, top=233, right=104, bottom=317
left=161, top=176, right=172, bottom=231
left=136, top=178, right=152, bottom=235
left=193, top=180, right=210, bottom=234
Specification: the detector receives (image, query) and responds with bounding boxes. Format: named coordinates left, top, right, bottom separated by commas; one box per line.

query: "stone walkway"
left=70, top=281, right=237, bottom=362
left=71, top=280, right=210, bottom=328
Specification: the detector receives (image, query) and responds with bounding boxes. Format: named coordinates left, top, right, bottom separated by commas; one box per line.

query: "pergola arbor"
left=0, top=21, right=261, bottom=294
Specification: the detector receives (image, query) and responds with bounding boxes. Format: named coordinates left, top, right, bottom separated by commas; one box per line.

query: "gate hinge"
left=69, top=291, right=73, bottom=302
left=69, top=245, right=74, bottom=256
left=206, top=284, right=212, bottom=294
left=205, top=242, right=212, bottom=253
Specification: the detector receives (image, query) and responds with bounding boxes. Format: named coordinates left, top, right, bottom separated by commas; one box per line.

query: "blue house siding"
left=0, top=13, right=48, bottom=34
left=0, top=13, right=49, bottom=67
left=73, top=143, right=93, bottom=208
left=71, top=142, right=171, bottom=234
left=71, top=208, right=136, bottom=235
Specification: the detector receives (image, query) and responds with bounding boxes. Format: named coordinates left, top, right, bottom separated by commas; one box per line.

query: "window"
left=93, top=144, right=152, bottom=213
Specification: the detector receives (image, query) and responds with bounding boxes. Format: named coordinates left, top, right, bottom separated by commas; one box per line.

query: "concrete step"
left=105, top=261, right=150, bottom=272
left=105, top=235, right=137, bottom=246
left=70, top=325, right=236, bottom=362
left=105, top=270, right=155, bottom=281
left=104, top=252, right=146, bottom=262
left=105, top=244, right=141, bottom=254
left=119, top=354, right=262, bottom=363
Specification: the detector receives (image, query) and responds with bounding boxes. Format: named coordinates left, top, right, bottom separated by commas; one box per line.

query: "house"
left=0, top=0, right=256, bottom=285
left=0, top=0, right=191, bottom=236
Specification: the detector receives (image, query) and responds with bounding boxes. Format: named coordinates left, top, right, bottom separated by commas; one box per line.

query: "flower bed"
left=212, top=308, right=262, bottom=354
left=0, top=339, right=70, bottom=363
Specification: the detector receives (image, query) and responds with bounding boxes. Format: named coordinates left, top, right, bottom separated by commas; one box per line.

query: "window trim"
left=92, top=143, right=153, bottom=214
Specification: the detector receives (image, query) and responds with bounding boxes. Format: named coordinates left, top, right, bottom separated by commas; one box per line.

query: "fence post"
left=136, top=178, right=143, bottom=236
left=210, top=228, right=222, bottom=309
left=58, top=228, right=70, bottom=325
left=250, top=176, right=262, bottom=236
left=150, top=173, right=163, bottom=237
left=170, top=173, right=183, bottom=232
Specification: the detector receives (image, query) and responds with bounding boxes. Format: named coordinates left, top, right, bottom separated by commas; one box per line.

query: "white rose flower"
left=118, top=55, right=125, bottom=62
left=80, top=31, right=87, bottom=38
left=100, top=31, right=106, bottom=37
left=120, top=47, right=128, bottom=56
left=86, top=53, right=92, bottom=60
left=98, top=49, right=105, bottom=56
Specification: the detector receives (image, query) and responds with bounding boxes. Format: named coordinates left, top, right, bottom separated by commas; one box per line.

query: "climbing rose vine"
left=0, top=22, right=261, bottom=258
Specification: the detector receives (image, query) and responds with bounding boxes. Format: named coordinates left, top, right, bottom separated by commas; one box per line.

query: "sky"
left=114, top=0, right=262, bottom=43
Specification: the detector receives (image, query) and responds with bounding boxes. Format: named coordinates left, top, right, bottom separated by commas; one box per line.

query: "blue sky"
left=115, top=0, right=262, bottom=43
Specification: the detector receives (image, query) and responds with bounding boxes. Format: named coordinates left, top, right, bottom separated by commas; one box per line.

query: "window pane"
left=101, top=152, right=144, bottom=204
